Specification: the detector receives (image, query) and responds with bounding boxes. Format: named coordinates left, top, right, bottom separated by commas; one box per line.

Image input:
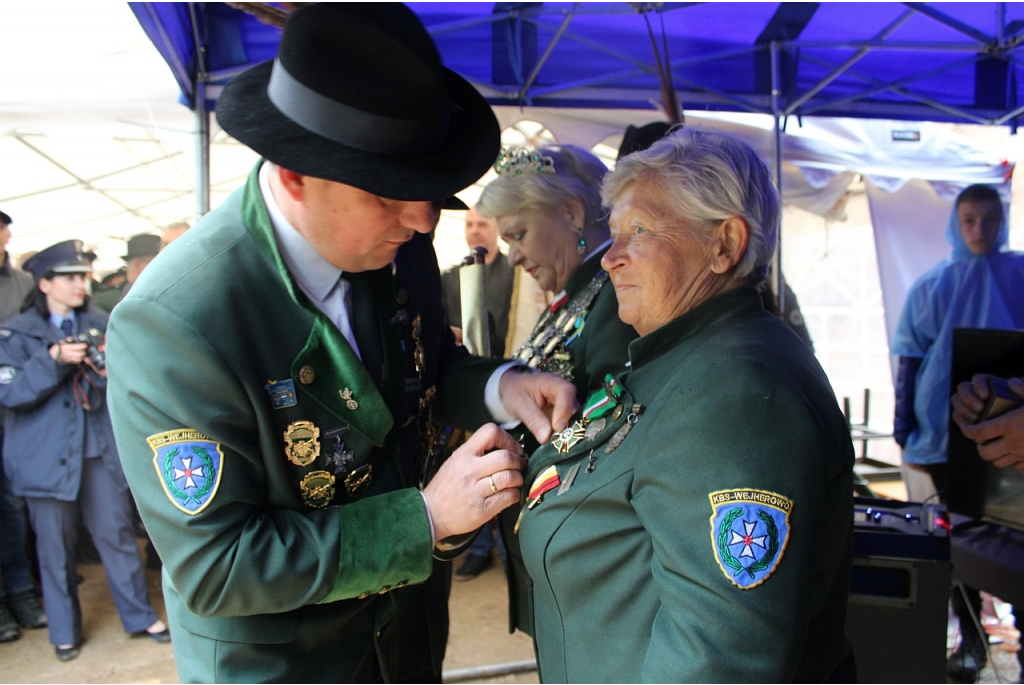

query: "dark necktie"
left=60, top=318, right=74, bottom=339
left=346, top=272, right=384, bottom=388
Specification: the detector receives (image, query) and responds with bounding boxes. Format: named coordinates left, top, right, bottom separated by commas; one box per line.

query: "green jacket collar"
left=627, top=286, right=763, bottom=370
left=240, top=163, right=395, bottom=446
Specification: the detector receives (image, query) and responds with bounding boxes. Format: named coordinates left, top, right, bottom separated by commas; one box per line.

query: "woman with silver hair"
left=514, top=129, right=856, bottom=682
left=477, top=145, right=638, bottom=633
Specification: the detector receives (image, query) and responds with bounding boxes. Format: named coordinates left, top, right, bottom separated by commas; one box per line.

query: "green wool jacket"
left=517, top=287, right=855, bottom=683
left=499, top=247, right=638, bottom=635
left=106, top=164, right=499, bottom=683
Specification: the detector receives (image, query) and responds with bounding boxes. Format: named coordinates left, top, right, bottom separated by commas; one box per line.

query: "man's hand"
left=953, top=374, right=1024, bottom=470
left=499, top=370, right=578, bottom=443
left=49, top=341, right=88, bottom=366
left=421, top=424, right=525, bottom=541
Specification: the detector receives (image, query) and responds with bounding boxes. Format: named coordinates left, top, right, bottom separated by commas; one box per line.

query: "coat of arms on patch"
left=148, top=429, right=224, bottom=515
left=709, top=489, right=793, bottom=590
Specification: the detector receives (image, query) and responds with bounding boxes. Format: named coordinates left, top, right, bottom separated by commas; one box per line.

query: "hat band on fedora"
left=267, top=60, right=450, bottom=156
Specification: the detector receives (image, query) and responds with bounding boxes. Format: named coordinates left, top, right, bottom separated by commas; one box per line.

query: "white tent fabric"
left=866, top=179, right=959, bottom=371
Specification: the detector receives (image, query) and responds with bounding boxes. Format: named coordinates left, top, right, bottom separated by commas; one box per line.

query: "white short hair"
left=602, top=128, right=779, bottom=281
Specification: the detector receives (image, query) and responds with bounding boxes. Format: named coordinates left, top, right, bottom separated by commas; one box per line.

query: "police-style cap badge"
left=709, top=489, right=792, bottom=590
left=148, top=429, right=225, bottom=515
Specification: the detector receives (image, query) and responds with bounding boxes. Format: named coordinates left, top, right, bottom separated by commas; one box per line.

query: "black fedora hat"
left=617, top=122, right=675, bottom=161
left=123, top=234, right=160, bottom=261
left=217, top=3, right=500, bottom=202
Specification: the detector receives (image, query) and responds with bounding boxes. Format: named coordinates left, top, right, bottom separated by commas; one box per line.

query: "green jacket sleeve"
left=631, top=366, right=844, bottom=682
left=107, top=296, right=433, bottom=618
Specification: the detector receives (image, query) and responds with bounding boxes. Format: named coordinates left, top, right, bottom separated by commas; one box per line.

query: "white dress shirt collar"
left=258, top=163, right=342, bottom=303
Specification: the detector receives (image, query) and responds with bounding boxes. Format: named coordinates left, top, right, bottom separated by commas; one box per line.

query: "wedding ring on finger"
left=488, top=474, right=498, bottom=494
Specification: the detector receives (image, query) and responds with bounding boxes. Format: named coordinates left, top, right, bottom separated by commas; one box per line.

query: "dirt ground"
left=1, top=542, right=1020, bottom=684
left=0, top=550, right=536, bottom=684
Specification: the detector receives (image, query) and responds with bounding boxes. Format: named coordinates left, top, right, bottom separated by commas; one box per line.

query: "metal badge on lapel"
left=324, top=426, right=354, bottom=475
left=514, top=465, right=561, bottom=534
left=148, top=429, right=225, bottom=516
left=344, top=464, right=373, bottom=497
left=557, top=463, right=580, bottom=494
left=339, top=388, right=359, bottom=410
left=411, top=315, right=425, bottom=378
left=709, top=489, right=793, bottom=590
left=301, top=471, right=335, bottom=508
left=284, top=420, right=320, bottom=466
left=605, top=403, right=643, bottom=455
left=265, top=379, right=298, bottom=410
left=298, top=365, right=316, bottom=385
left=552, top=422, right=587, bottom=454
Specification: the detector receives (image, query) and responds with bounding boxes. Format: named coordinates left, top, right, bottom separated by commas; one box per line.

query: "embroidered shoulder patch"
left=148, top=429, right=224, bottom=515
left=709, top=489, right=793, bottom=590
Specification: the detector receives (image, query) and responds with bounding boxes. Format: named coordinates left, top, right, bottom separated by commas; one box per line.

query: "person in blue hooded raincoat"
left=892, top=183, right=1024, bottom=682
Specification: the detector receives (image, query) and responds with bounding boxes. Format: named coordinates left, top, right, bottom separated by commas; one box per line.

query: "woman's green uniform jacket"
left=518, top=288, right=856, bottom=683
left=106, top=165, right=500, bottom=683
left=500, top=247, right=638, bottom=634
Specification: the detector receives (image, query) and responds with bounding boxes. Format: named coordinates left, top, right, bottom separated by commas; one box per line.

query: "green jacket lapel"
left=240, top=163, right=394, bottom=446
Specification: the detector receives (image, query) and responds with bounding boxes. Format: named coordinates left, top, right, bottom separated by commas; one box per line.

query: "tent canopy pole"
left=189, top=3, right=211, bottom=218
left=770, top=40, right=784, bottom=313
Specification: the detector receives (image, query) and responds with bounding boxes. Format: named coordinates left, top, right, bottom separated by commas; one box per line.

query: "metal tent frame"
left=130, top=1, right=1024, bottom=301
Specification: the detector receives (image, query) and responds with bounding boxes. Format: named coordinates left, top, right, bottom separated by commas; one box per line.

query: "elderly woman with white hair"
left=477, top=145, right=638, bottom=633
left=514, top=129, right=856, bottom=682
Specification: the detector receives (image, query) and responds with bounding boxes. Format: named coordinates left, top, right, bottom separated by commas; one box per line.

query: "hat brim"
left=216, top=61, right=500, bottom=202
left=51, top=263, right=91, bottom=274
left=439, top=196, right=470, bottom=211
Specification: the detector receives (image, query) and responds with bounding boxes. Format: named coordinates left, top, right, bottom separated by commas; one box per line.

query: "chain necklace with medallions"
left=512, top=270, right=609, bottom=381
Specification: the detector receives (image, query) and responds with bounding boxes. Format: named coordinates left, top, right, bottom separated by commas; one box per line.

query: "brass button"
left=396, top=289, right=408, bottom=305
left=298, top=365, right=315, bottom=385
left=378, top=585, right=391, bottom=595
left=357, top=592, right=369, bottom=599
left=396, top=580, right=407, bottom=587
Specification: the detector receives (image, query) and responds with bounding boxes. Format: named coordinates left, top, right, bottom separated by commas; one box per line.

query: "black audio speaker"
left=846, top=499, right=951, bottom=683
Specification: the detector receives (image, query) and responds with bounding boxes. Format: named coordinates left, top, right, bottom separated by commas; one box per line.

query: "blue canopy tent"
left=131, top=2, right=1024, bottom=208
left=130, top=2, right=1023, bottom=311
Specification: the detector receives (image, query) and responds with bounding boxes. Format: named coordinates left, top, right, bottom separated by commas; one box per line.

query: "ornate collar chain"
left=511, top=269, right=608, bottom=380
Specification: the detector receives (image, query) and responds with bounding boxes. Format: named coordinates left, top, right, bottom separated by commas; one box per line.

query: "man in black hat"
left=105, top=4, right=576, bottom=683
left=91, top=234, right=160, bottom=313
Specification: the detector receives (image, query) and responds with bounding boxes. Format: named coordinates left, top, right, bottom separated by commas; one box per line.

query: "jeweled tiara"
left=493, top=146, right=556, bottom=176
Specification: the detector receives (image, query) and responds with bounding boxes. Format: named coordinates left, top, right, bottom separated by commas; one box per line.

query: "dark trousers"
left=25, top=457, right=157, bottom=646
left=0, top=436, right=35, bottom=599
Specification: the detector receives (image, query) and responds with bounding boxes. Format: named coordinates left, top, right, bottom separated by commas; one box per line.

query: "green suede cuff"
left=318, top=489, right=434, bottom=603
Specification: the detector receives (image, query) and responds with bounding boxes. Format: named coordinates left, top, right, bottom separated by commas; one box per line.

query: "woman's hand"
left=49, top=340, right=89, bottom=366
